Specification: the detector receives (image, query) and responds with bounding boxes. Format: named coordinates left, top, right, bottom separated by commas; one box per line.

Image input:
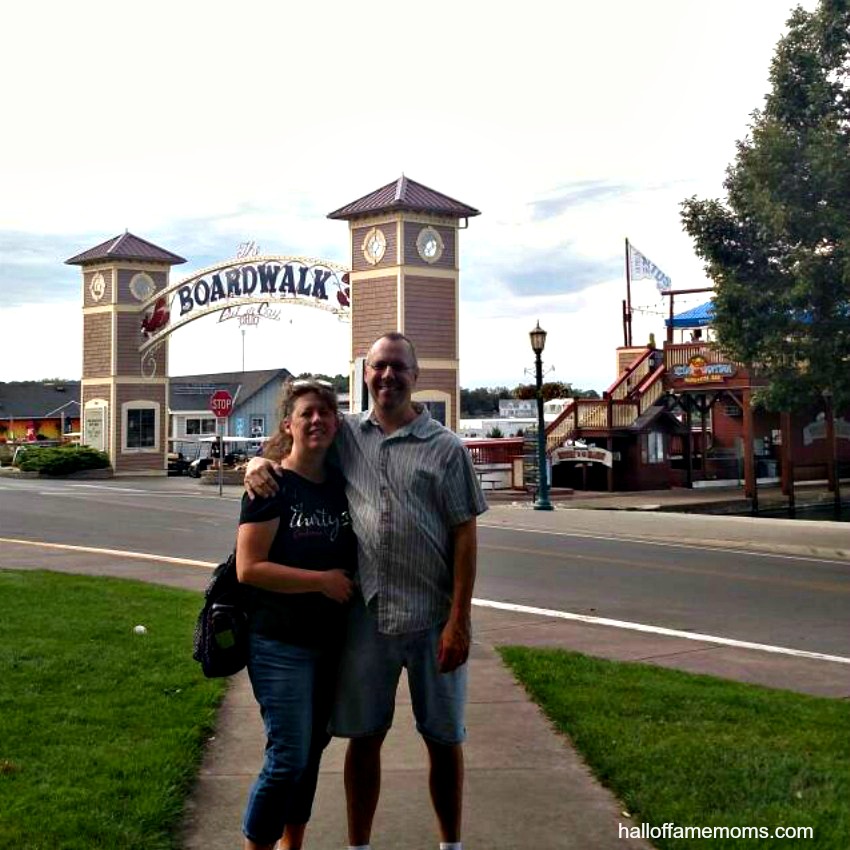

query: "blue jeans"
left=242, top=631, right=338, bottom=845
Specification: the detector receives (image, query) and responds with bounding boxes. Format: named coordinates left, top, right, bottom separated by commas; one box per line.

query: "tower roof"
left=327, top=176, right=480, bottom=220
left=66, top=232, right=186, bottom=266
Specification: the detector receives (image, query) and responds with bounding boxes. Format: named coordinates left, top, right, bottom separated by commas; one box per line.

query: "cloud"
left=465, top=246, right=622, bottom=301
left=0, top=230, right=95, bottom=306
left=0, top=203, right=350, bottom=308
left=529, top=180, right=634, bottom=220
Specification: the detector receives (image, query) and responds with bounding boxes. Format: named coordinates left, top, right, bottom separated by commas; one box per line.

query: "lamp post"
left=530, top=321, right=553, bottom=511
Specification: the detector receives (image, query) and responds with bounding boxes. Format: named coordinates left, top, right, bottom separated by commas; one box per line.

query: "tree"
left=513, top=381, right=571, bottom=401
left=681, top=0, right=850, bottom=411
left=460, top=386, right=510, bottom=417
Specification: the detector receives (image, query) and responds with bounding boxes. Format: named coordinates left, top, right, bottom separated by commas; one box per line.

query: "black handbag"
left=192, top=552, right=249, bottom=678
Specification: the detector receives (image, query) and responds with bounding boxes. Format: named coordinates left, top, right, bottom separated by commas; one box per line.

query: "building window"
left=641, top=431, right=665, bottom=464
left=186, top=417, right=217, bottom=435
left=250, top=416, right=266, bottom=437
left=420, top=401, right=447, bottom=426
left=121, top=400, right=160, bottom=453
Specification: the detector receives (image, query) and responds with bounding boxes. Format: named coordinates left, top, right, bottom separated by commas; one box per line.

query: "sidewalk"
left=2, top=505, right=849, bottom=849
left=182, top=641, right=655, bottom=850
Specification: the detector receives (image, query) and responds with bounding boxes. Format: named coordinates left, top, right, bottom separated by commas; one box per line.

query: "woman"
left=236, top=378, right=356, bottom=850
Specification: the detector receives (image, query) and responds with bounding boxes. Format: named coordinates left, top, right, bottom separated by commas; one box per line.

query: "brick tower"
left=67, top=233, right=185, bottom=474
left=328, top=177, right=479, bottom=430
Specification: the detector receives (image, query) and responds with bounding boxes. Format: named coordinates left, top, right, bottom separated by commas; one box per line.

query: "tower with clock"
left=67, top=232, right=185, bottom=474
left=328, top=176, right=480, bottom=430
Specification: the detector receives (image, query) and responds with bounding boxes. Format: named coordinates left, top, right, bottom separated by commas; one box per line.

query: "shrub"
left=17, top=446, right=110, bottom=475
left=486, top=426, right=504, bottom=439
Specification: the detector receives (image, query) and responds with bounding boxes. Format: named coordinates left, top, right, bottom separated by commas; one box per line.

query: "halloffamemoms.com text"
left=620, top=823, right=814, bottom=840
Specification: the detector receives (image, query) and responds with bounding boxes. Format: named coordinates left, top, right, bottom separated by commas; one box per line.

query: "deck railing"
left=543, top=349, right=668, bottom=453
left=606, top=348, right=654, bottom=400
left=663, top=342, right=740, bottom=368
left=464, top=438, right=524, bottom=465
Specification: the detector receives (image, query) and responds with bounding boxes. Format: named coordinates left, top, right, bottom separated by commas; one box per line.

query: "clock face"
left=89, top=273, right=106, bottom=302
left=416, top=226, right=444, bottom=264
left=362, top=227, right=387, bottom=265
left=129, top=273, right=156, bottom=302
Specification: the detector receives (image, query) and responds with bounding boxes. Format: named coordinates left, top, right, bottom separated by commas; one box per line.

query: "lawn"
left=0, top=570, right=226, bottom=850
left=500, top=647, right=849, bottom=849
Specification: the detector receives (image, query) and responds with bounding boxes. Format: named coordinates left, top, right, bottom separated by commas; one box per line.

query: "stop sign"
left=209, top=390, right=234, bottom=419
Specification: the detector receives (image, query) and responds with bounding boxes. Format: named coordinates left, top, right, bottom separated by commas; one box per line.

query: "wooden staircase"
left=545, top=348, right=666, bottom=453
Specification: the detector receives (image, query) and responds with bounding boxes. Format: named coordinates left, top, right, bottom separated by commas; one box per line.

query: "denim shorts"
left=242, top=632, right=337, bottom=845
left=329, top=594, right=467, bottom=745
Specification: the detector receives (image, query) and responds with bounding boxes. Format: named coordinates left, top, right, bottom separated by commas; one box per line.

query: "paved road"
left=2, top=476, right=849, bottom=657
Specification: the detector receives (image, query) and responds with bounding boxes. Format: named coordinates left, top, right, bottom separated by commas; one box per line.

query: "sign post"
left=209, top=391, right=234, bottom=497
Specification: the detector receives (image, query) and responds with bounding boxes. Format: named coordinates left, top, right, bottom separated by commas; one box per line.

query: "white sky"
left=0, top=0, right=813, bottom=392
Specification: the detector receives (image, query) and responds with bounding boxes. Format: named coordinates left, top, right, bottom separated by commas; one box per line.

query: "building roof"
left=0, top=382, right=82, bottom=419
left=168, top=368, right=290, bottom=412
left=666, top=301, right=714, bottom=329
left=626, top=404, right=687, bottom=434
left=327, top=176, right=480, bottom=220
left=66, top=232, right=186, bottom=266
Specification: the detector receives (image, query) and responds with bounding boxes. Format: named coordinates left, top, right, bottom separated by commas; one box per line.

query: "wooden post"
left=780, top=411, right=795, bottom=510
left=667, top=292, right=675, bottom=344
left=823, top=392, right=841, bottom=514
left=742, top=388, right=757, bottom=511
left=824, top=394, right=836, bottom=492
left=622, top=299, right=629, bottom=347
left=699, top=394, right=708, bottom=482
left=624, top=239, right=633, bottom=347
left=685, top=397, right=694, bottom=488
left=607, top=438, right=614, bottom=492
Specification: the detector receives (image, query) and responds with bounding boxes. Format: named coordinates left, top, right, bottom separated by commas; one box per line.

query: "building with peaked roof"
left=65, top=232, right=186, bottom=267
left=0, top=369, right=298, bottom=453
left=168, top=368, right=291, bottom=447
left=328, top=175, right=480, bottom=221
left=0, top=381, right=82, bottom=442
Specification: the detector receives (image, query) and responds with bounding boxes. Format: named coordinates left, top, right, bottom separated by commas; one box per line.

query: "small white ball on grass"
left=133, top=625, right=148, bottom=635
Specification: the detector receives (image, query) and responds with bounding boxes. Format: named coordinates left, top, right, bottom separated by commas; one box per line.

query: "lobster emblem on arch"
left=141, top=296, right=170, bottom=338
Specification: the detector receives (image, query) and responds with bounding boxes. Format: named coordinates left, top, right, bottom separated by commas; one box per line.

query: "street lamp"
left=530, top=321, right=553, bottom=511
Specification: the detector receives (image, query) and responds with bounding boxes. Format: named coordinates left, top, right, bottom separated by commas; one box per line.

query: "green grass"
left=0, top=570, right=226, bottom=850
left=500, top=647, right=850, bottom=849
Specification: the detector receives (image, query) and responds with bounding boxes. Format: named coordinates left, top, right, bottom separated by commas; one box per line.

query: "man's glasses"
left=366, top=361, right=411, bottom=374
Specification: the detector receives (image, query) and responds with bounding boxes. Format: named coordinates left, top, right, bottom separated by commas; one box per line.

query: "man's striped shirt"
left=338, top=408, right=488, bottom=634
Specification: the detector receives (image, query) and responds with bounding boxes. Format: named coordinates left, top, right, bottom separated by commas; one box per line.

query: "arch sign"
left=551, top=446, right=614, bottom=468
left=137, top=255, right=350, bottom=366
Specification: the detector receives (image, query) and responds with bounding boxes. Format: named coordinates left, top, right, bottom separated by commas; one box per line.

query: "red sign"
left=209, top=390, right=234, bottom=419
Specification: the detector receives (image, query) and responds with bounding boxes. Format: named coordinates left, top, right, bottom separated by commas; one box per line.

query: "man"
left=245, top=332, right=487, bottom=850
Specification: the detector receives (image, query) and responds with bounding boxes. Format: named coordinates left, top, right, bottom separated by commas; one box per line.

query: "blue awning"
left=665, top=301, right=714, bottom=329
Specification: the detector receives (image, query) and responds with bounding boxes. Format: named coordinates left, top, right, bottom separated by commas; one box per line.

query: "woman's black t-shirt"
left=238, top=468, right=356, bottom=647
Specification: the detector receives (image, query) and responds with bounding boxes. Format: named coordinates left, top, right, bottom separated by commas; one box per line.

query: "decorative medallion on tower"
left=361, top=227, right=387, bottom=265
left=416, top=226, right=444, bottom=264
left=129, top=272, right=156, bottom=301
left=89, top=272, right=106, bottom=302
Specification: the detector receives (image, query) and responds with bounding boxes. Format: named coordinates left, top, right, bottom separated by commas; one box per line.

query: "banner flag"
left=629, top=243, right=671, bottom=292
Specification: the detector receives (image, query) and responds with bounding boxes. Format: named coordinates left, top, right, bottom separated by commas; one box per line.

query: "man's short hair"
left=372, top=332, right=419, bottom=373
